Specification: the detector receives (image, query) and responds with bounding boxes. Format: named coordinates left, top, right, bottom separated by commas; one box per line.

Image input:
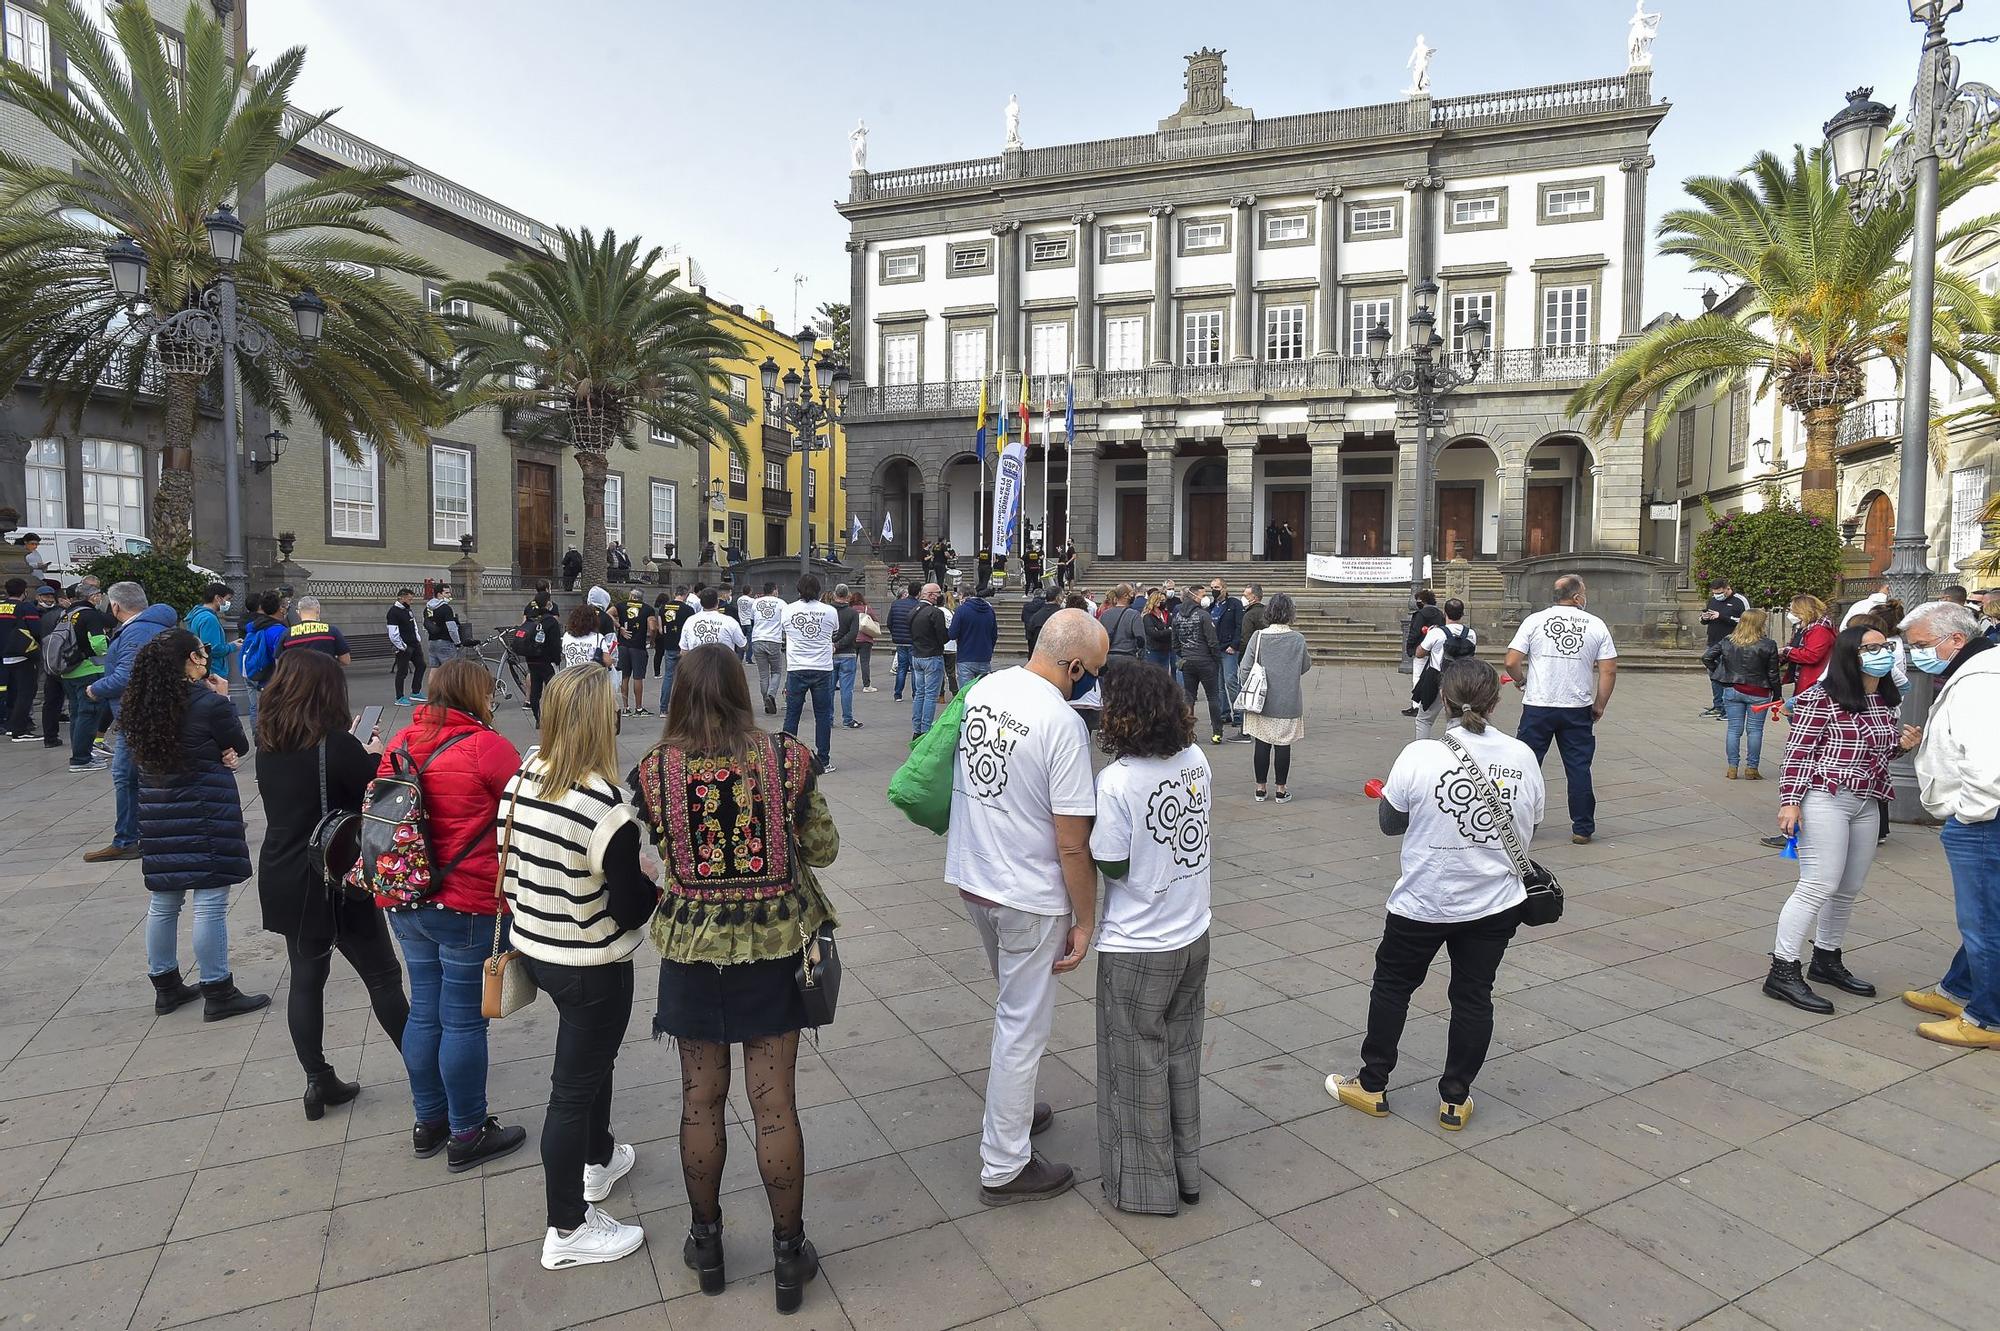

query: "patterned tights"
left=677, top=1032, right=804, bottom=1235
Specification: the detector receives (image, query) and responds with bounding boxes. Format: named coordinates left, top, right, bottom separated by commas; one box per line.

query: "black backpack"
left=505, top=617, right=558, bottom=664
left=1441, top=624, right=1477, bottom=659
left=344, top=734, right=475, bottom=906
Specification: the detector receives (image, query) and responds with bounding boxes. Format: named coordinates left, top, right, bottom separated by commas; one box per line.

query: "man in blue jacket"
left=1207, top=576, right=1244, bottom=725
left=184, top=582, right=236, bottom=680
left=83, top=582, right=179, bottom=862
left=950, top=584, right=1000, bottom=685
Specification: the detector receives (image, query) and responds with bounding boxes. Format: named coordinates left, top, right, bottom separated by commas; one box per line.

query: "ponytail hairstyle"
left=1440, top=658, right=1501, bottom=734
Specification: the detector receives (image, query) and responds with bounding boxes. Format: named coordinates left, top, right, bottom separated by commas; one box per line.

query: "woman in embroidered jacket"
left=632, top=644, right=840, bottom=1315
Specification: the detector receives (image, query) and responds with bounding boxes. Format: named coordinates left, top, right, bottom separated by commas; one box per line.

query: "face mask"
left=220, top=599, right=232, bottom=614
left=1911, top=644, right=1953, bottom=675
left=1199, top=596, right=1213, bottom=609
left=1859, top=647, right=1895, bottom=677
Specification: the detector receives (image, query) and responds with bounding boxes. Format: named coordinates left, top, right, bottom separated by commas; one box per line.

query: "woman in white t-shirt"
left=1088, top=660, right=1212, bottom=1215
left=560, top=605, right=614, bottom=671
left=1327, top=658, right=1543, bottom=1133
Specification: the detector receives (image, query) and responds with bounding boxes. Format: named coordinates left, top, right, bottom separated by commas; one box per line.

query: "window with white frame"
left=651, top=480, right=677, bottom=559
left=1449, top=291, right=1495, bottom=355
left=727, top=451, right=747, bottom=487
left=426, top=286, right=470, bottom=321
left=1265, top=213, right=1308, bottom=244
left=430, top=445, right=471, bottom=545
left=883, top=252, right=920, bottom=280
left=79, top=440, right=143, bottom=534
left=1350, top=205, right=1395, bottom=236
left=1544, top=185, right=1596, bottom=218
left=1104, top=315, right=1144, bottom=372
left=509, top=321, right=540, bottom=390
left=1182, top=219, right=1226, bottom=251
left=24, top=438, right=64, bottom=529
left=4, top=4, right=51, bottom=81
left=157, top=31, right=182, bottom=71
left=1105, top=229, right=1145, bottom=257
left=1348, top=298, right=1392, bottom=357
left=1030, top=236, right=1069, bottom=263
left=727, top=373, right=748, bottom=401
left=1264, top=303, right=1306, bottom=362
left=1541, top=285, right=1592, bottom=347
left=649, top=421, right=677, bottom=444
left=764, top=459, right=785, bottom=490
left=1676, top=412, right=1695, bottom=487
left=329, top=441, right=380, bottom=540
left=1182, top=311, right=1223, bottom=366
left=950, top=245, right=988, bottom=272
left=1727, top=385, right=1748, bottom=470
left=1952, top=465, right=1990, bottom=567
left=602, top=473, right=623, bottom=548
left=1030, top=322, right=1070, bottom=377
left=881, top=332, right=918, bottom=386
left=949, top=327, right=988, bottom=382
left=1451, top=196, right=1500, bottom=227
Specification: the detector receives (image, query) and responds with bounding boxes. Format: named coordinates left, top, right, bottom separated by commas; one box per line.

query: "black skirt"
left=654, top=954, right=809, bottom=1044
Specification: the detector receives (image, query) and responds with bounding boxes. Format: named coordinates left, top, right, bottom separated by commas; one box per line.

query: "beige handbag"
left=480, top=780, right=538, bottom=1019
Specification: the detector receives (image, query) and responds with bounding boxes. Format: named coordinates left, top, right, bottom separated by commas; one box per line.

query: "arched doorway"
left=1184, top=459, right=1227, bottom=561
left=941, top=454, right=987, bottom=554
left=1860, top=490, right=1893, bottom=577
left=1434, top=437, right=1502, bottom=560
left=876, top=457, right=923, bottom=560
left=1523, top=435, right=1595, bottom=556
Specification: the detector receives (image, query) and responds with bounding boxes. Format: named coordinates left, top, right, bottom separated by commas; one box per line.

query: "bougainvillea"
left=1690, top=484, right=1845, bottom=607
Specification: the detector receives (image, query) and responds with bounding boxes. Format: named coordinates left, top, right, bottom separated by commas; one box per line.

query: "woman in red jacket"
left=376, top=659, right=527, bottom=1171
left=1781, top=594, right=1837, bottom=698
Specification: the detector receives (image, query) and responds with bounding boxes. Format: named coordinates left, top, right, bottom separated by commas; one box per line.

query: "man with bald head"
left=949, top=608, right=1109, bottom=1206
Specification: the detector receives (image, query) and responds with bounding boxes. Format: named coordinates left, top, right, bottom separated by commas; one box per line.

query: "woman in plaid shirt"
left=1764, top=624, right=1908, bottom=1013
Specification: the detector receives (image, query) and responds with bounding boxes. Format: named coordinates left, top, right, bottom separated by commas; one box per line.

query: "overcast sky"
left=255, top=0, right=1993, bottom=326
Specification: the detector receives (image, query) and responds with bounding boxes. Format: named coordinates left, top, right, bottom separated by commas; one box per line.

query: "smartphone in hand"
left=351, top=705, right=383, bottom=739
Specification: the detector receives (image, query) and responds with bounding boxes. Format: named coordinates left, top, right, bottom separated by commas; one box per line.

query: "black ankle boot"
left=200, top=975, right=271, bottom=1022
left=772, top=1228, right=819, bottom=1315
left=1808, top=946, right=1876, bottom=996
left=148, top=969, right=200, bottom=1014
left=683, top=1218, right=724, bottom=1295
left=1763, top=956, right=1834, bottom=1014
left=302, top=1068, right=360, bottom=1122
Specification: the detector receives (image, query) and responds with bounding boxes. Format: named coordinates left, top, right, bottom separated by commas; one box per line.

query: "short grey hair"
left=833, top=583, right=850, bottom=598
left=294, top=595, right=322, bottom=617
left=105, top=580, right=148, bottom=612
left=1554, top=573, right=1587, bottom=603
left=1901, top=600, right=1978, bottom=640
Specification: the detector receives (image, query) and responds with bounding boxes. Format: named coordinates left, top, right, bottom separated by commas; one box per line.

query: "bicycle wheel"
left=505, top=655, right=529, bottom=701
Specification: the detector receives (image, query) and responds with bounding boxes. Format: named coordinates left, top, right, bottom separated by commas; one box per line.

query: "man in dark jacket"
left=561, top=547, right=584, bottom=591
left=33, top=585, right=64, bottom=746
left=887, top=580, right=921, bottom=702
left=2, top=578, right=39, bottom=742
left=949, top=585, right=999, bottom=684
left=1699, top=578, right=1749, bottom=717
left=1024, top=586, right=1061, bottom=656
left=832, top=583, right=863, bottom=729
left=1401, top=589, right=1446, bottom=716
left=386, top=589, right=426, bottom=705
left=1174, top=596, right=1228, bottom=742
left=1097, top=584, right=1147, bottom=659
left=909, top=583, right=950, bottom=740
left=1231, top=583, right=1270, bottom=742
left=83, top=583, right=178, bottom=862
left=1208, top=577, right=1244, bottom=725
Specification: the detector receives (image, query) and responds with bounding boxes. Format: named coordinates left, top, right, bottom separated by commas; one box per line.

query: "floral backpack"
left=344, top=734, right=475, bottom=905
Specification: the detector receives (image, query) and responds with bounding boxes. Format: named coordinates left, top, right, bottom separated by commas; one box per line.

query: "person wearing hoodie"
left=387, top=589, right=428, bottom=706
left=949, top=583, right=999, bottom=686
left=240, top=591, right=288, bottom=740
left=83, top=582, right=180, bottom=863
left=426, top=587, right=463, bottom=666
left=184, top=583, right=236, bottom=680
left=1171, top=594, right=1227, bottom=743
left=1899, top=601, right=2000, bottom=1049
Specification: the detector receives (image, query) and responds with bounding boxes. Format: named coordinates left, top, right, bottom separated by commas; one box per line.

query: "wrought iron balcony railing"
left=1837, top=398, right=1901, bottom=451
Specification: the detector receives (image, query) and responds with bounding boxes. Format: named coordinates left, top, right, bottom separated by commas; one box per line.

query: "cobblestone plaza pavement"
left=2, top=662, right=1998, bottom=1331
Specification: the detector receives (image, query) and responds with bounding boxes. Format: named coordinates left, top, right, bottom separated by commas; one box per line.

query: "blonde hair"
left=1731, top=607, right=1770, bottom=647
left=532, top=664, right=620, bottom=795
left=1790, top=594, right=1827, bottom=623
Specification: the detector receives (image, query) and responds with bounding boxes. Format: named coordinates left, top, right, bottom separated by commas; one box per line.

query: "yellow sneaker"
left=1918, top=1016, right=2000, bottom=1049
left=1326, top=1073, right=1387, bottom=1116
left=1439, top=1097, right=1474, bottom=1131
left=1903, top=989, right=1966, bottom=1020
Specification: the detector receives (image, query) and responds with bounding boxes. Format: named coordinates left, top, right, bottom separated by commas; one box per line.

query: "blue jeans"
left=893, top=644, right=913, bottom=699
left=112, top=731, right=140, bottom=848
left=65, top=677, right=103, bottom=765
left=1940, top=816, right=2000, bottom=1029
left=389, top=907, right=492, bottom=1134
left=147, top=886, right=231, bottom=983
left=656, top=652, right=679, bottom=713
left=1516, top=704, right=1597, bottom=838
left=1144, top=648, right=1170, bottom=671
left=1219, top=651, right=1241, bottom=723
left=911, top=656, right=944, bottom=734
left=960, top=658, right=993, bottom=686
left=247, top=682, right=263, bottom=745
left=783, top=667, right=834, bottom=763
left=1708, top=675, right=1726, bottom=711
left=834, top=656, right=858, bottom=723
left=1720, top=687, right=1769, bottom=771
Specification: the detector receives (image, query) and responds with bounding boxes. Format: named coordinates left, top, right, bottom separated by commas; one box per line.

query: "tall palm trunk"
left=575, top=447, right=609, bottom=591
left=1799, top=404, right=1843, bottom=521
left=151, top=371, right=200, bottom=560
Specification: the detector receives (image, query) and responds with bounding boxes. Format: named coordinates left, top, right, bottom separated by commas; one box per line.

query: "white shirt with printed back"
left=945, top=666, right=1096, bottom=917
left=1507, top=605, right=1617, bottom=709
left=679, top=609, right=747, bottom=653
left=1089, top=745, right=1214, bottom=953
left=750, top=595, right=787, bottom=644
left=1383, top=726, right=1546, bottom=924
left=781, top=599, right=840, bottom=672
left=1419, top=622, right=1477, bottom=673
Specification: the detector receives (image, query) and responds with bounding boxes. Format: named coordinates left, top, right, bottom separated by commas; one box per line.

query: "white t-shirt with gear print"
left=945, top=666, right=1096, bottom=916
left=1089, top=744, right=1213, bottom=953
left=1382, top=726, right=1545, bottom=924
left=1507, top=606, right=1617, bottom=709
left=781, top=599, right=840, bottom=672
left=750, top=595, right=787, bottom=644
left=678, top=609, right=746, bottom=653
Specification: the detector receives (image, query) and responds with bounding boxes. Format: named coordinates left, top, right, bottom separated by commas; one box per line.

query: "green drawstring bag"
left=887, top=676, right=980, bottom=835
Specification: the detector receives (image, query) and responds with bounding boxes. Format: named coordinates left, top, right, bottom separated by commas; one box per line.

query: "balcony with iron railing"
left=1837, top=398, right=1901, bottom=453
left=762, top=486, right=792, bottom=515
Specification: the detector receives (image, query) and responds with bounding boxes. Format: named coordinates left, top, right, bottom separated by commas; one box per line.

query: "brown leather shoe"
left=979, top=1152, right=1075, bottom=1207
left=83, top=844, right=142, bottom=862
left=1031, top=1101, right=1053, bottom=1136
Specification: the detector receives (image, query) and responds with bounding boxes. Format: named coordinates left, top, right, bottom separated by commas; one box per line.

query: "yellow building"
left=691, top=300, right=848, bottom=567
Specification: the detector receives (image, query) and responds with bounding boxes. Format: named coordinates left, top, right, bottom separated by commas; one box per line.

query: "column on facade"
left=1142, top=431, right=1176, bottom=557
left=921, top=472, right=946, bottom=564
left=1313, top=187, right=1342, bottom=358
left=1223, top=424, right=1257, bottom=554
left=994, top=221, right=1022, bottom=374
left=1395, top=415, right=1421, bottom=561
left=1072, top=212, right=1097, bottom=369
left=847, top=240, right=868, bottom=383
left=1148, top=205, right=1174, bottom=366
left=1230, top=194, right=1255, bottom=361
left=1405, top=172, right=1442, bottom=283
left=1067, top=435, right=1098, bottom=558
left=1495, top=451, right=1528, bottom=562
left=1595, top=413, right=1645, bottom=553
left=1619, top=155, right=1655, bottom=339
left=1308, top=421, right=1342, bottom=556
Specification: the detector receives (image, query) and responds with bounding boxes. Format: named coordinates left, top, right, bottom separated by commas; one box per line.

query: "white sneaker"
left=541, top=1204, right=645, bottom=1269
left=582, top=1142, right=635, bottom=1203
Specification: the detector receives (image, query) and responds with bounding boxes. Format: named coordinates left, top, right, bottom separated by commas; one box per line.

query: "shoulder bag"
left=481, top=772, right=539, bottom=1018
left=1236, top=630, right=1270, bottom=715
left=1438, top=733, right=1564, bottom=927
left=308, top=740, right=362, bottom=892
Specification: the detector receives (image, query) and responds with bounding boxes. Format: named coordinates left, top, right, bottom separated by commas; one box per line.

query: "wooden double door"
left=515, top=460, right=556, bottom=581
left=1436, top=487, right=1477, bottom=561
left=1266, top=489, right=1308, bottom=557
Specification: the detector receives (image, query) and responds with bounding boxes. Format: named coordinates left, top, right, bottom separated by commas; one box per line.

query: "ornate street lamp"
left=766, top=349, right=845, bottom=577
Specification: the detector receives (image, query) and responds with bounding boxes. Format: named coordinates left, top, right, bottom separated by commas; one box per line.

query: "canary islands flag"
left=974, top=378, right=989, bottom=460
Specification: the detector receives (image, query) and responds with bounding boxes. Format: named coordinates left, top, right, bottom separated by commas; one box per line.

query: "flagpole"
left=1040, top=393, right=1051, bottom=553
left=1063, top=372, right=1075, bottom=562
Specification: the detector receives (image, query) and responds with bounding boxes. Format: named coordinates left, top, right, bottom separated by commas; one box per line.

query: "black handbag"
left=794, top=922, right=842, bottom=1028
left=306, top=741, right=363, bottom=897
left=1439, top=734, right=1565, bottom=927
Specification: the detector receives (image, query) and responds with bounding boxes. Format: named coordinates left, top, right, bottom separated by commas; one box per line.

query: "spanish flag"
left=1019, top=370, right=1032, bottom=442
left=974, top=377, right=989, bottom=460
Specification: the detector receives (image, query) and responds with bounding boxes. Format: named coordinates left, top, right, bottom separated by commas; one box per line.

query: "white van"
left=6, top=528, right=219, bottom=580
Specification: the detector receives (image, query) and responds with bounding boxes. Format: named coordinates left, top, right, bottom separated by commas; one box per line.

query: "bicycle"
left=466, top=631, right=529, bottom=708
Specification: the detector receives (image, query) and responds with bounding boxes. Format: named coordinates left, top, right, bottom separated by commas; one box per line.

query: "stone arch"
left=871, top=453, right=924, bottom=560
left=1434, top=434, right=1504, bottom=560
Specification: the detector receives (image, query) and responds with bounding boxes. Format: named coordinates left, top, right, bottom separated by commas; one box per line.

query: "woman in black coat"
left=121, top=629, right=269, bottom=1023
left=254, top=650, right=409, bottom=1120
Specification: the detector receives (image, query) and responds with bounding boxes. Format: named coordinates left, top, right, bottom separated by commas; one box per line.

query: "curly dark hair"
left=1098, top=657, right=1194, bottom=759
left=123, top=627, right=206, bottom=773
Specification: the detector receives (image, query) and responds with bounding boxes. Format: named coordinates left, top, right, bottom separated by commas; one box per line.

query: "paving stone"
left=1747, top=1120, right=1954, bottom=1214
left=955, top=1190, right=1144, bottom=1303
left=1380, top=1259, right=1590, bottom=1330
left=1591, top=1181, right=1810, bottom=1298
left=1019, top=1262, right=1220, bottom=1331
left=816, top=1223, right=1013, bottom=1331
left=1623, top=1071, right=1801, bottom=1147
left=1676, top=1150, right=1887, bottom=1254
left=0, top=1246, right=158, bottom=1329
left=0, top=1087, right=107, bottom=1150
left=0, top=1138, right=65, bottom=1208
left=1549, top=1095, right=1732, bottom=1178
left=1696, top=1051, right=1864, bottom=1118
left=1737, top=1257, right=1961, bottom=1331
left=1196, top=1124, right=1364, bottom=1215
left=820, top=1033, right=954, bottom=1097
left=1156, top=1221, right=1364, bottom=1330
left=1815, top=1095, right=2000, bottom=1180
left=1895, top=1180, right=2000, bottom=1251
left=1468, top=1124, right=1657, bottom=1214
left=1276, top=1185, right=1478, bottom=1300
left=1286, top=1105, right=1455, bottom=1183
left=322, top=1176, right=487, bottom=1286
left=41, top=1113, right=218, bottom=1194
left=1376, top=1153, right=1574, bottom=1254
left=1494, top=1220, right=1725, bottom=1331
left=0, top=1171, right=190, bottom=1278
left=486, top=1233, right=663, bottom=1331
left=131, top=1208, right=330, bottom=1330
left=312, top=1252, right=491, bottom=1331
left=1822, top=1219, right=2000, bottom=1331
left=662, top=1271, right=857, bottom=1330
left=857, top=1076, right=989, bottom=1151
left=1079, top=1172, right=1260, bottom=1258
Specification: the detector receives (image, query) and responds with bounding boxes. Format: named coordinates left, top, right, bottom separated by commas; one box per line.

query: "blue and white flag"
left=850, top=512, right=863, bottom=543
left=990, top=438, right=1027, bottom=556
left=881, top=510, right=894, bottom=544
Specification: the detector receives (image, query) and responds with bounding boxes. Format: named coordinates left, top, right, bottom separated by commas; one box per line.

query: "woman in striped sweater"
left=497, top=665, right=659, bottom=1271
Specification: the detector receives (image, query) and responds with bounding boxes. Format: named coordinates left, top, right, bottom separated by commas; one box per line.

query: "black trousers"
left=284, top=914, right=408, bottom=1077
left=41, top=665, right=63, bottom=741
left=1252, top=739, right=1291, bottom=787
left=1182, top=663, right=1226, bottom=734
left=1360, top=906, right=1520, bottom=1104
left=5, top=658, right=38, bottom=737
left=525, top=956, right=634, bottom=1231
left=527, top=661, right=555, bottom=724
left=393, top=644, right=428, bottom=699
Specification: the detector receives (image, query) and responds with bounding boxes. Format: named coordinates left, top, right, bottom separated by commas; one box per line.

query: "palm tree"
left=440, top=227, right=746, bottom=590
left=0, top=0, right=447, bottom=557
left=1569, top=144, right=2000, bottom=519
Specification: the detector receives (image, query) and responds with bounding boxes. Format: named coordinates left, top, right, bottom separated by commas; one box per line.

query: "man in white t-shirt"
left=1504, top=573, right=1617, bottom=845
left=678, top=586, right=747, bottom=653
left=749, top=581, right=787, bottom=714
left=734, top=585, right=756, bottom=661
left=946, top=608, right=1108, bottom=1207
left=780, top=574, right=841, bottom=771
left=1413, top=597, right=1477, bottom=741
